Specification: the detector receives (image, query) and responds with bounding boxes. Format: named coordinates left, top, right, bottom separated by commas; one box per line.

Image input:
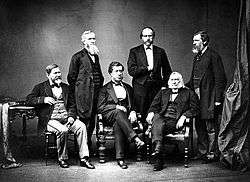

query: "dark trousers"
left=151, top=114, right=178, bottom=144
left=133, top=80, right=161, bottom=121
left=80, top=88, right=99, bottom=149
left=106, top=109, right=137, bottom=159
left=195, top=116, right=220, bottom=158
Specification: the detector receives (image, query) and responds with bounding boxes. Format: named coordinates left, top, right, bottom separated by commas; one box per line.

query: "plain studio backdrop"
left=0, top=0, right=239, bottom=135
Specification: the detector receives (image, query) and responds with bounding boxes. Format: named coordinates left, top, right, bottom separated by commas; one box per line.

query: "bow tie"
left=194, top=52, right=202, bottom=61
left=51, top=83, right=60, bottom=88
left=171, top=91, right=178, bottom=94
left=112, top=82, right=122, bottom=86
left=146, top=46, right=151, bottom=50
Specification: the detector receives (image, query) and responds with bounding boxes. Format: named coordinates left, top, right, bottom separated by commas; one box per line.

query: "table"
left=8, top=104, right=36, bottom=141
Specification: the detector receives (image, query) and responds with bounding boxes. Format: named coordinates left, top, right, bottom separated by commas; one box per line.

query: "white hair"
left=81, top=30, right=94, bottom=43
left=168, top=72, right=185, bottom=89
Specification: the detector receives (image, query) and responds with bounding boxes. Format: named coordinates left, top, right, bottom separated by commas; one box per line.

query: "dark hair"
left=140, top=26, right=155, bottom=39
left=46, top=64, right=59, bottom=75
left=194, top=30, right=209, bottom=46
left=108, top=61, right=124, bottom=74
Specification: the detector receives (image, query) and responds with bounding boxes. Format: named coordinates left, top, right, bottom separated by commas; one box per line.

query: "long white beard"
left=54, top=78, right=62, bottom=85
left=86, top=44, right=99, bottom=55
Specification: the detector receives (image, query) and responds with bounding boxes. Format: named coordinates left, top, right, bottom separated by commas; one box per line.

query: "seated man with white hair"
left=146, top=72, right=200, bottom=171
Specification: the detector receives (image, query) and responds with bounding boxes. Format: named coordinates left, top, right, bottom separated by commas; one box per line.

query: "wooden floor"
left=1, top=135, right=250, bottom=182
left=1, top=157, right=250, bottom=182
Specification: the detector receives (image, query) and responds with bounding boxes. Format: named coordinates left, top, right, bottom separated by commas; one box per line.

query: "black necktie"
left=112, top=82, right=122, bottom=86
left=51, top=83, right=60, bottom=88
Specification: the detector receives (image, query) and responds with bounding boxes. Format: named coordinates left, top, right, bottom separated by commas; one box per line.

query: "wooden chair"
left=44, top=131, right=78, bottom=166
left=96, top=113, right=144, bottom=163
left=145, top=118, right=194, bottom=168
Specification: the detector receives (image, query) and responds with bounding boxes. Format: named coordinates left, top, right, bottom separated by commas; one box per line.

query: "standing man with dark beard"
left=127, top=27, right=172, bottom=122
left=67, top=30, right=104, bottom=152
left=188, top=30, right=227, bottom=163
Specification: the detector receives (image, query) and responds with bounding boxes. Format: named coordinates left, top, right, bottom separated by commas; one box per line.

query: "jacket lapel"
left=61, top=84, right=68, bottom=106
left=152, top=45, right=158, bottom=69
left=106, top=82, right=119, bottom=104
left=123, top=83, right=131, bottom=109
left=44, top=81, right=53, bottom=97
left=197, top=48, right=211, bottom=80
left=81, top=49, right=93, bottom=74
left=139, top=45, right=148, bottom=66
left=161, top=89, right=171, bottom=114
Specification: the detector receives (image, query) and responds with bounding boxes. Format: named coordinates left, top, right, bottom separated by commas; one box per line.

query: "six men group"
left=3, top=27, right=227, bottom=171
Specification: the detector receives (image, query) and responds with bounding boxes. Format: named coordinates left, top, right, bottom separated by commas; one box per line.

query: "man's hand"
left=66, top=117, right=75, bottom=128
left=215, top=102, right=221, bottom=106
left=176, top=115, right=186, bottom=129
left=44, top=97, right=56, bottom=105
left=147, top=65, right=153, bottom=71
left=146, top=112, right=154, bottom=124
left=116, top=105, right=127, bottom=113
left=128, top=111, right=137, bottom=123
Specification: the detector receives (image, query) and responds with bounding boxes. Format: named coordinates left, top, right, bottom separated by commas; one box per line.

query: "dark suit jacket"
left=127, top=44, right=172, bottom=87
left=148, top=87, right=200, bottom=120
left=67, top=48, right=104, bottom=119
left=26, top=80, right=76, bottom=133
left=188, top=48, right=227, bottom=119
left=97, top=81, right=134, bottom=125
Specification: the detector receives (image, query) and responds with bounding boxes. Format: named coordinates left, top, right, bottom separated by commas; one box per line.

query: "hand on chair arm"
left=128, top=111, right=137, bottom=123
left=66, top=117, right=75, bottom=128
left=146, top=112, right=155, bottom=125
left=116, top=105, right=127, bottom=113
left=176, top=115, right=186, bottom=129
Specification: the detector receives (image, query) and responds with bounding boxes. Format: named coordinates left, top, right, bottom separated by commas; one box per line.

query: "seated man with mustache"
left=26, top=64, right=95, bottom=169
left=146, top=72, right=200, bottom=171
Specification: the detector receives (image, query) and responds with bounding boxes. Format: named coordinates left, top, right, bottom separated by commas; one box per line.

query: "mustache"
left=55, top=76, right=62, bottom=80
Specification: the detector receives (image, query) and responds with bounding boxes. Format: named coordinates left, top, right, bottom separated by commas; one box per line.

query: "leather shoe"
left=117, top=160, right=128, bottom=169
left=58, top=160, right=69, bottom=168
left=80, top=159, right=95, bottom=169
left=134, top=137, right=145, bottom=149
left=151, top=141, right=161, bottom=157
left=153, top=158, right=163, bottom=171
left=201, top=156, right=219, bottom=164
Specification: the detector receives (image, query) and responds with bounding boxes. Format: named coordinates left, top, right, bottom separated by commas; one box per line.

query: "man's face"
left=141, top=28, right=154, bottom=46
left=168, top=74, right=181, bottom=89
left=47, top=67, right=62, bottom=85
left=110, top=66, right=124, bottom=83
left=84, top=32, right=99, bottom=55
left=192, top=34, right=204, bottom=53
left=84, top=32, right=96, bottom=46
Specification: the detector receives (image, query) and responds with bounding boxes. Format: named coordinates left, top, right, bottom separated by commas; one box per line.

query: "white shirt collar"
left=201, top=46, right=208, bottom=55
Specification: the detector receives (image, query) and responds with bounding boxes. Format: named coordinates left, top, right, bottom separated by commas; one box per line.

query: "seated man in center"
left=26, top=64, right=95, bottom=169
left=146, top=72, right=200, bottom=171
left=97, top=61, right=145, bottom=169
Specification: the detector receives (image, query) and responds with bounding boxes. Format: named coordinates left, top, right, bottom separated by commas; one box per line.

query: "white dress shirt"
left=49, top=80, right=62, bottom=99
left=144, top=44, right=154, bottom=70
left=113, top=82, right=126, bottom=100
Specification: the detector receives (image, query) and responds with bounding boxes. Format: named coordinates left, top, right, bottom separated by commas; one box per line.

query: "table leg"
left=22, top=114, right=27, bottom=142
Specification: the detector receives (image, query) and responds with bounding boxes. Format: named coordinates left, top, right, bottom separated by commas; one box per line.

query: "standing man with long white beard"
left=67, top=30, right=104, bottom=152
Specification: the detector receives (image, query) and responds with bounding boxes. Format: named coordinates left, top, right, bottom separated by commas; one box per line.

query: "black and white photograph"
left=0, top=0, right=250, bottom=181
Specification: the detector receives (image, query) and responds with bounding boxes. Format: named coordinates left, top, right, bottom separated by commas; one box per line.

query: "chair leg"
left=98, top=135, right=106, bottom=163
left=45, top=134, right=49, bottom=166
left=74, top=135, right=78, bottom=164
left=184, top=137, right=189, bottom=168
left=146, top=136, right=152, bottom=164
